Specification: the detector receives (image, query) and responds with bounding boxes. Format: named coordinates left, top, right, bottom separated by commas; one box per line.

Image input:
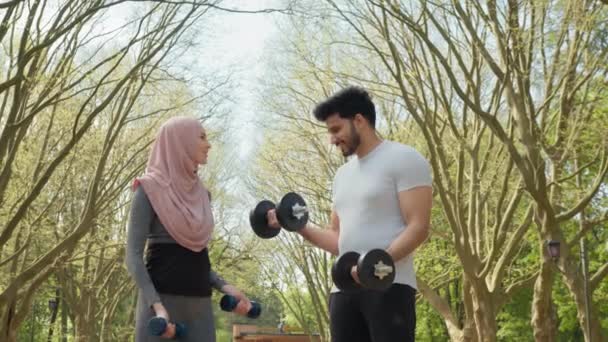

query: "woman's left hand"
left=222, top=284, right=252, bottom=316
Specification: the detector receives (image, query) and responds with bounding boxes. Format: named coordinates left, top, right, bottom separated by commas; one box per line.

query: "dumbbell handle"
left=220, top=295, right=262, bottom=318
left=290, top=203, right=308, bottom=220
left=147, top=317, right=186, bottom=338
left=373, top=261, right=394, bottom=280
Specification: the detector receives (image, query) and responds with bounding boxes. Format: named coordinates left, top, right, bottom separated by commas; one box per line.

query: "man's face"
left=326, top=113, right=361, bottom=157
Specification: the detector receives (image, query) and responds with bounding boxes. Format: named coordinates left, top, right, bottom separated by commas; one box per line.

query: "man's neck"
left=355, top=132, right=383, bottom=159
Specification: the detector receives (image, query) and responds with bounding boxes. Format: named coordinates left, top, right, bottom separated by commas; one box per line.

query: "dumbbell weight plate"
left=357, top=249, right=395, bottom=291
left=174, top=323, right=187, bottom=338
left=331, top=251, right=361, bottom=292
left=147, top=317, right=187, bottom=338
left=147, top=317, right=168, bottom=336
left=247, top=302, right=262, bottom=319
left=277, top=192, right=309, bottom=231
left=220, top=294, right=238, bottom=312
left=249, top=200, right=280, bottom=239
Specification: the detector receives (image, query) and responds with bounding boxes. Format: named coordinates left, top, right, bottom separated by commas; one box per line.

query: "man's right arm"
left=298, top=210, right=340, bottom=256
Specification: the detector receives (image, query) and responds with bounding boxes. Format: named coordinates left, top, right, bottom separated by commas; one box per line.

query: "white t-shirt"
left=332, top=140, right=432, bottom=291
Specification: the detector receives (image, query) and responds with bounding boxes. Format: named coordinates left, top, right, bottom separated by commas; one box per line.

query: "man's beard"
left=341, top=122, right=361, bottom=157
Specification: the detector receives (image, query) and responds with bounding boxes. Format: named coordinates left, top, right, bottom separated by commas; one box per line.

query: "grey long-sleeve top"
left=126, top=186, right=227, bottom=307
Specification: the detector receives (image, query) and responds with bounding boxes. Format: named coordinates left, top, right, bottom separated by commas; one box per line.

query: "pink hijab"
left=133, top=116, right=214, bottom=252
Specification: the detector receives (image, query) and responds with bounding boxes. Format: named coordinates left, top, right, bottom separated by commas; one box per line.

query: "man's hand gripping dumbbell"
left=249, top=192, right=309, bottom=238
left=331, top=249, right=395, bottom=291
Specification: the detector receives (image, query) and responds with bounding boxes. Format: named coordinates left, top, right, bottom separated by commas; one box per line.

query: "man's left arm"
left=386, top=186, right=432, bottom=262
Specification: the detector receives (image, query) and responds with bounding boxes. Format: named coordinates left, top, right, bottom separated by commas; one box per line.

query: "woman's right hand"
left=152, top=302, right=176, bottom=338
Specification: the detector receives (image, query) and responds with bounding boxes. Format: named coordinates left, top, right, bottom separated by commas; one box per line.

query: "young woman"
left=126, top=116, right=252, bottom=341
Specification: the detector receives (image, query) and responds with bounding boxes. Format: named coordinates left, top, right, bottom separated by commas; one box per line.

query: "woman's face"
left=193, top=127, right=211, bottom=165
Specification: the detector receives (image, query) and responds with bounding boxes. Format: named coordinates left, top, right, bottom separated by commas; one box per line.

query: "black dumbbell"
left=331, top=249, right=395, bottom=292
left=220, top=294, right=262, bottom=319
left=147, top=316, right=187, bottom=339
left=250, top=192, right=309, bottom=239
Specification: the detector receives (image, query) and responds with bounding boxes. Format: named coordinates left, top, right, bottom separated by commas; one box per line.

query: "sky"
left=191, top=0, right=288, bottom=207
left=188, top=0, right=290, bottom=218
left=191, top=0, right=286, bottom=160
left=102, top=0, right=286, bottom=159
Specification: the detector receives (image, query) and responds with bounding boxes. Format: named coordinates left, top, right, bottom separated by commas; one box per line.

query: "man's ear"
left=354, top=113, right=366, bottom=128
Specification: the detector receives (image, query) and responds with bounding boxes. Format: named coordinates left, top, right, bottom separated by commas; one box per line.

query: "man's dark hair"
left=312, top=86, right=376, bottom=128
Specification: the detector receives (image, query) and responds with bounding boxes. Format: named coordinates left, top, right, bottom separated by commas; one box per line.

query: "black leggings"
left=329, top=284, right=416, bottom=342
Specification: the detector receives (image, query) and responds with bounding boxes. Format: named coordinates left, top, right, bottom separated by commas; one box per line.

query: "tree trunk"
left=74, top=316, right=93, bottom=342
left=462, top=277, right=479, bottom=342
left=1, top=300, right=17, bottom=342
left=469, top=280, right=497, bottom=342
left=561, top=260, right=604, bottom=342
left=531, top=257, right=557, bottom=342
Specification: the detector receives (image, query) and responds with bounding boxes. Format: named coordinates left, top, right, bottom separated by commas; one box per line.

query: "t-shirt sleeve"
left=394, top=146, right=432, bottom=192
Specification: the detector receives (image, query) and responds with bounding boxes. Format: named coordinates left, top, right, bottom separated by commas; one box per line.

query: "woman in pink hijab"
left=126, top=117, right=252, bottom=341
